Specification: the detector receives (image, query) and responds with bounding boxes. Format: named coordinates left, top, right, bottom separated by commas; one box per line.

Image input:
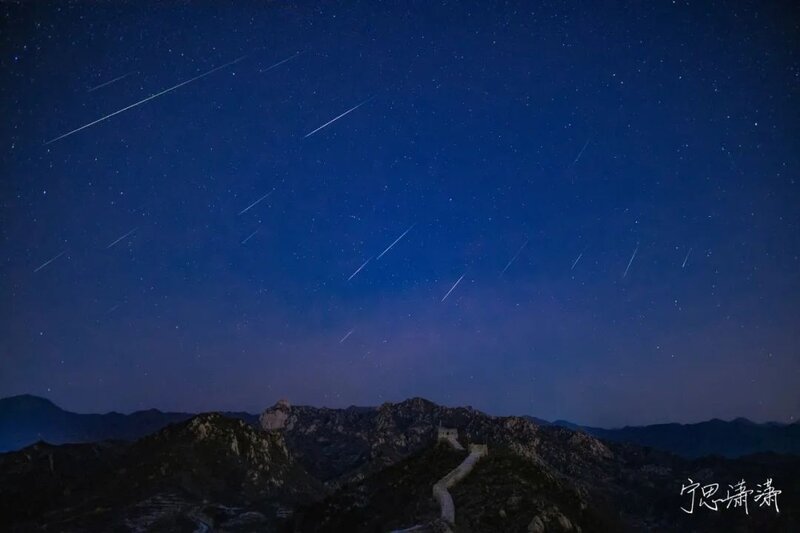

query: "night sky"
left=2, top=1, right=798, bottom=427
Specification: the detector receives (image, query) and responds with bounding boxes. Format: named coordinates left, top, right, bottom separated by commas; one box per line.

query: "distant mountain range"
left=0, top=394, right=257, bottom=453
left=1, top=397, right=798, bottom=532
left=1, top=394, right=798, bottom=459
left=526, top=416, right=800, bottom=458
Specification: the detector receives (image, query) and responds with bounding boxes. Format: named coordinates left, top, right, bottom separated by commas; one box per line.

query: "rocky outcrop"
left=259, top=397, right=546, bottom=484
left=259, top=398, right=291, bottom=430
left=127, top=413, right=326, bottom=504
left=526, top=504, right=582, bottom=532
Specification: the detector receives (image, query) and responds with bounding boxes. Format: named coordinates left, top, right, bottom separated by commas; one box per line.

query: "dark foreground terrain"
left=1, top=398, right=797, bottom=532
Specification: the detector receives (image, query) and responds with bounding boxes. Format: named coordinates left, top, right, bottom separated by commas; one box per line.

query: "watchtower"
left=437, top=426, right=459, bottom=442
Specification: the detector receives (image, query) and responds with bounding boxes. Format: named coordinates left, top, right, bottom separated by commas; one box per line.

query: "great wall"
left=393, top=426, right=488, bottom=532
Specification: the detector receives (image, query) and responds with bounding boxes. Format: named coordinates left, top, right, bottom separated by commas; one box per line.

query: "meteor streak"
left=572, top=138, right=590, bottom=165
left=571, top=244, right=589, bottom=270
left=87, top=71, right=135, bottom=92
left=259, top=51, right=302, bottom=73
left=441, top=274, right=465, bottom=302
left=376, top=224, right=414, bottom=260
left=106, top=228, right=137, bottom=249
left=339, top=329, right=355, bottom=344
left=348, top=257, right=371, bottom=281
left=500, top=238, right=528, bottom=276
left=46, top=55, right=247, bottom=144
left=241, top=230, right=259, bottom=244
left=304, top=97, right=373, bottom=138
left=238, top=189, right=274, bottom=215
left=34, top=251, right=66, bottom=273
left=623, top=245, right=638, bottom=278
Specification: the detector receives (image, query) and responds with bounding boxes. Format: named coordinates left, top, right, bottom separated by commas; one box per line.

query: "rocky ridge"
left=0, top=398, right=797, bottom=532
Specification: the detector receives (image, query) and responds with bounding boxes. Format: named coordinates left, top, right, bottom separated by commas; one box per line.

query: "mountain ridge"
left=0, top=394, right=258, bottom=452
left=528, top=416, right=800, bottom=458
left=2, top=394, right=798, bottom=459
left=1, top=398, right=798, bottom=532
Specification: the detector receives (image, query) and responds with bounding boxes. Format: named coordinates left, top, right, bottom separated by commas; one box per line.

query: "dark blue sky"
left=1, top=1, right=798, bottom=426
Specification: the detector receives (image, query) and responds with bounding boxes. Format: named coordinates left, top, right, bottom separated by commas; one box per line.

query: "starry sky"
left=1, top=1, right=799, bottom=427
